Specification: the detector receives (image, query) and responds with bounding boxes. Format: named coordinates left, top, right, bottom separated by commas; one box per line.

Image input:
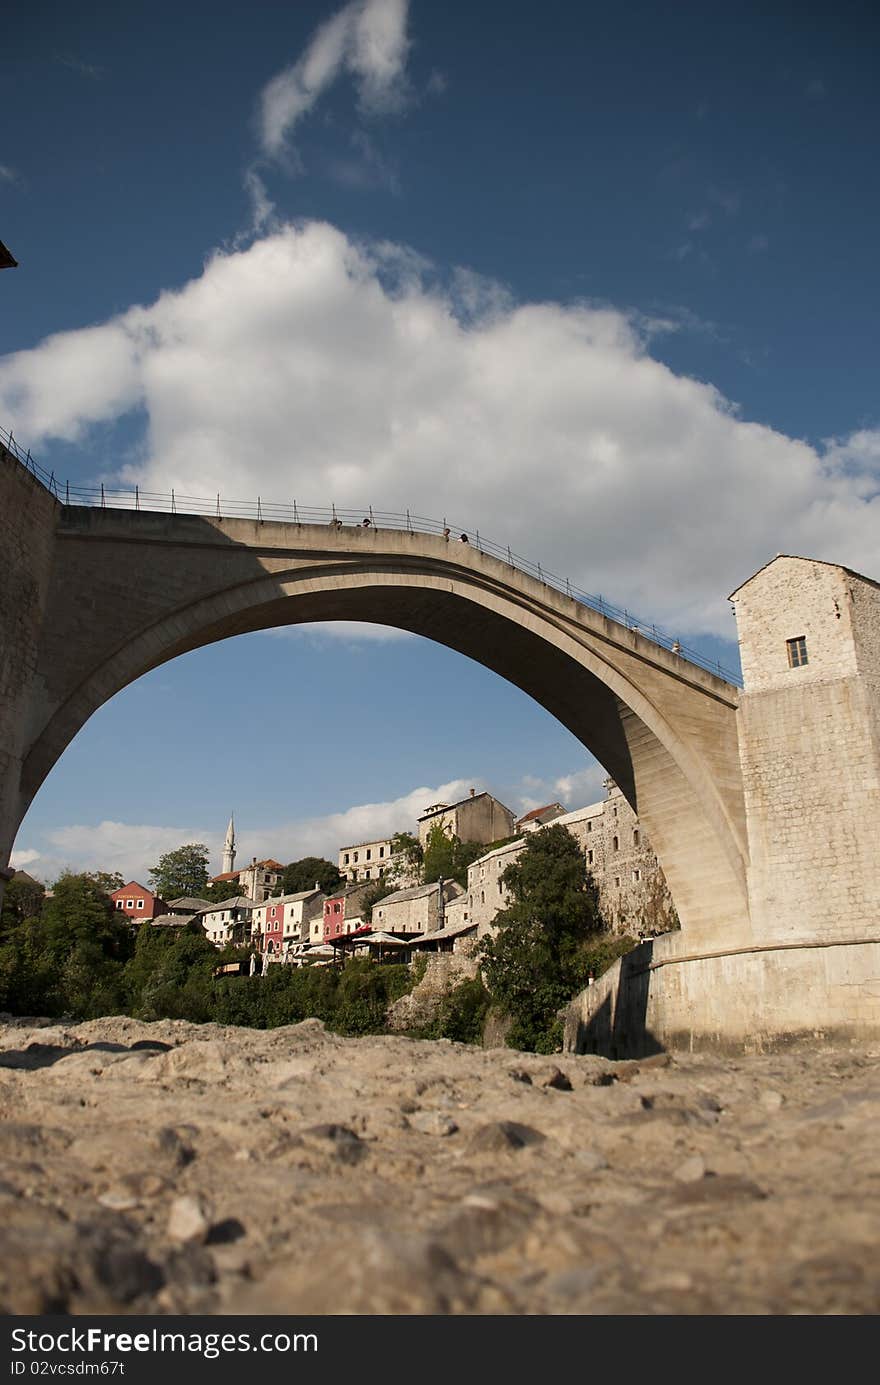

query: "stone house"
left=371, top=879, right=465, bottom=936
left=337, top=837, right=401, bottom=883
left=554, top=783, right=676, bottom=936
left=417, top=788, right=516, bottom=850
left=209, top=857, right=284, bottom=904
left=463, top=839, right=523, bottom=937
left=320, top=881, right=376, bottom=943
left=457, top=781, right=676, bottom=942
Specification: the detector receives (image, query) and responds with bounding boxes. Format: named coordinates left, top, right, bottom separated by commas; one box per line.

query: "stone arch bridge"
left=1, top=449, right=749, bottom=948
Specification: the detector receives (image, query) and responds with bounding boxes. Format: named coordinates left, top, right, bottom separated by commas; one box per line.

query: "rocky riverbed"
left=0, top=1013, right=878, bottom=1315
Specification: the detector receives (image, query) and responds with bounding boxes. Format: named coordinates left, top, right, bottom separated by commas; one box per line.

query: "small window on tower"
left=787, top=636, right=808, bottom=668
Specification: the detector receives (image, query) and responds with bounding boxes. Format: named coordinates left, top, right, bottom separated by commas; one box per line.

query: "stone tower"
left=222, top=813, right=236, bottom=876
left=730, top=555, right=880, bottom=944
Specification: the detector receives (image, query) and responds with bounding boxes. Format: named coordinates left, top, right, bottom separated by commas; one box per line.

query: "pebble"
left=674, top=1154, right=706, bottom=1184
left=408, top=1111, right=459, bottom=1137
left=761, top=1089, right=785, bottom=1112
left=167, top=1195, right=211, bottom=1244
left=98, top=1188, right=139, bottom=1212
left=466, top=1121, right=546, bottom=1155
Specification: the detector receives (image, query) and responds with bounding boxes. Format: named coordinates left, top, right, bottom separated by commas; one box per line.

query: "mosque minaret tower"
left=222, top=813, right=236, bottom=876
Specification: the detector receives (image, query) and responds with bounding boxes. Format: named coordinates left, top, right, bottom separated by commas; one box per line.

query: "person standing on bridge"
left=459, top=532, right=469, bottom=543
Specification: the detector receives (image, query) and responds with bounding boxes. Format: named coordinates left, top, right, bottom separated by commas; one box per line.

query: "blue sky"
left=3, top=1, right=879, bottom=883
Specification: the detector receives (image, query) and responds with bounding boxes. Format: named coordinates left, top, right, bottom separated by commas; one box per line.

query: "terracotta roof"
left=110, top=881, right=154, bottom=897
left=210, top=871, right=239, bottom=883
left=516, top=802, right=566, bottom=825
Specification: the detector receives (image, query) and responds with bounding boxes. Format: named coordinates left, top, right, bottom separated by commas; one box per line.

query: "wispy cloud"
left=55, top=52, right=104, bottom=81
left=328, top=129, right=400, bottom=192
left=259, top=0, right=410, bottom=160
left=709, top=185, right=741, bottom=216
left=425, top=70, right=447, bottom=98
left=242, top=167, right=277, bottom=236
left=0, top=164, right=18, bottom=184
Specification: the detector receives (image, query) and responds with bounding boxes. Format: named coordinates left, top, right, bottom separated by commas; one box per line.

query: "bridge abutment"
left=0, top=447, right=58, bottom=911
left=565, top=554, right=880, bottom=1053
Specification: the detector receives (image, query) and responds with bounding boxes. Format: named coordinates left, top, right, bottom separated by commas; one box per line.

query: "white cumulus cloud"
left=1, top=220, right=878, bottom=636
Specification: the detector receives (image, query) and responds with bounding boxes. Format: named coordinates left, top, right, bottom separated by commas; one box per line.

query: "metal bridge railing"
left=1, top=424, right=743, bottom=686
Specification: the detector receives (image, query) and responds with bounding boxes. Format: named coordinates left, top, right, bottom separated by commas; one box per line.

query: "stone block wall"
left=0, top=449, right=58, bottom=902
left=732, top=557, right=880, bottom=944
left=564, top=931, right=880, bottom=1056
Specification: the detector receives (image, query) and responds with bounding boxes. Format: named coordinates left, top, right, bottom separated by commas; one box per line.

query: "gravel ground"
left=0, top=1014, right=878, bottom=1315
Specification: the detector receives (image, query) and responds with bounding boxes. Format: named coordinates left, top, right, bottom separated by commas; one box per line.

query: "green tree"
left=148, top=844, right=210, bottom=899
left=203, top=879, right=245, bottom=905
left=281, top=857, right=342, bottom=896
left=0, top=873, right=134, bottom=1019
left=422, top=825, right=485, bottom=887
left=0, top=875, right=45, bottom=932
left=359, top=878, right=395, bottom=923
left=123, top=923, right=217, bottom=1022
left=41, top=872, right=132, bottom=958
left=478, top=824, right=606, bottom=1053
left=85, top=871, right=125, bottom=894
left=387, top=832, right=422, bottom=883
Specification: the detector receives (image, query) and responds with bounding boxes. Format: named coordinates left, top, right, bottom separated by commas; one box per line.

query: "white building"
left=199, top=897, right=255, bottom=948
left=337, top=837, right=396, bottom=883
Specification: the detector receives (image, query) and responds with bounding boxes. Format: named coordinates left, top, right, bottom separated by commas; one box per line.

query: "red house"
left=263, top=897, right=284, bottom=956
left=110, top=881, right=166, bottom=921
left=321, top=882, right=372, bottom=943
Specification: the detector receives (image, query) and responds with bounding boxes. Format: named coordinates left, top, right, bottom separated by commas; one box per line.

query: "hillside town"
left=96, top=778, right=677, bottom=969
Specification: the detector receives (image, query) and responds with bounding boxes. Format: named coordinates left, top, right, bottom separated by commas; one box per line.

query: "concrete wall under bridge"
left=563, top=932, right=880, bottom=1057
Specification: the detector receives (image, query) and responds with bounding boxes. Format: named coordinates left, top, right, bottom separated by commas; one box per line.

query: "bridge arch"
left=10, top=506, right=751, bottom=946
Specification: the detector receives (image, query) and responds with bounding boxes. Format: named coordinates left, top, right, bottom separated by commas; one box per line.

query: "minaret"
left=222, top=814, right=236, bottom=875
